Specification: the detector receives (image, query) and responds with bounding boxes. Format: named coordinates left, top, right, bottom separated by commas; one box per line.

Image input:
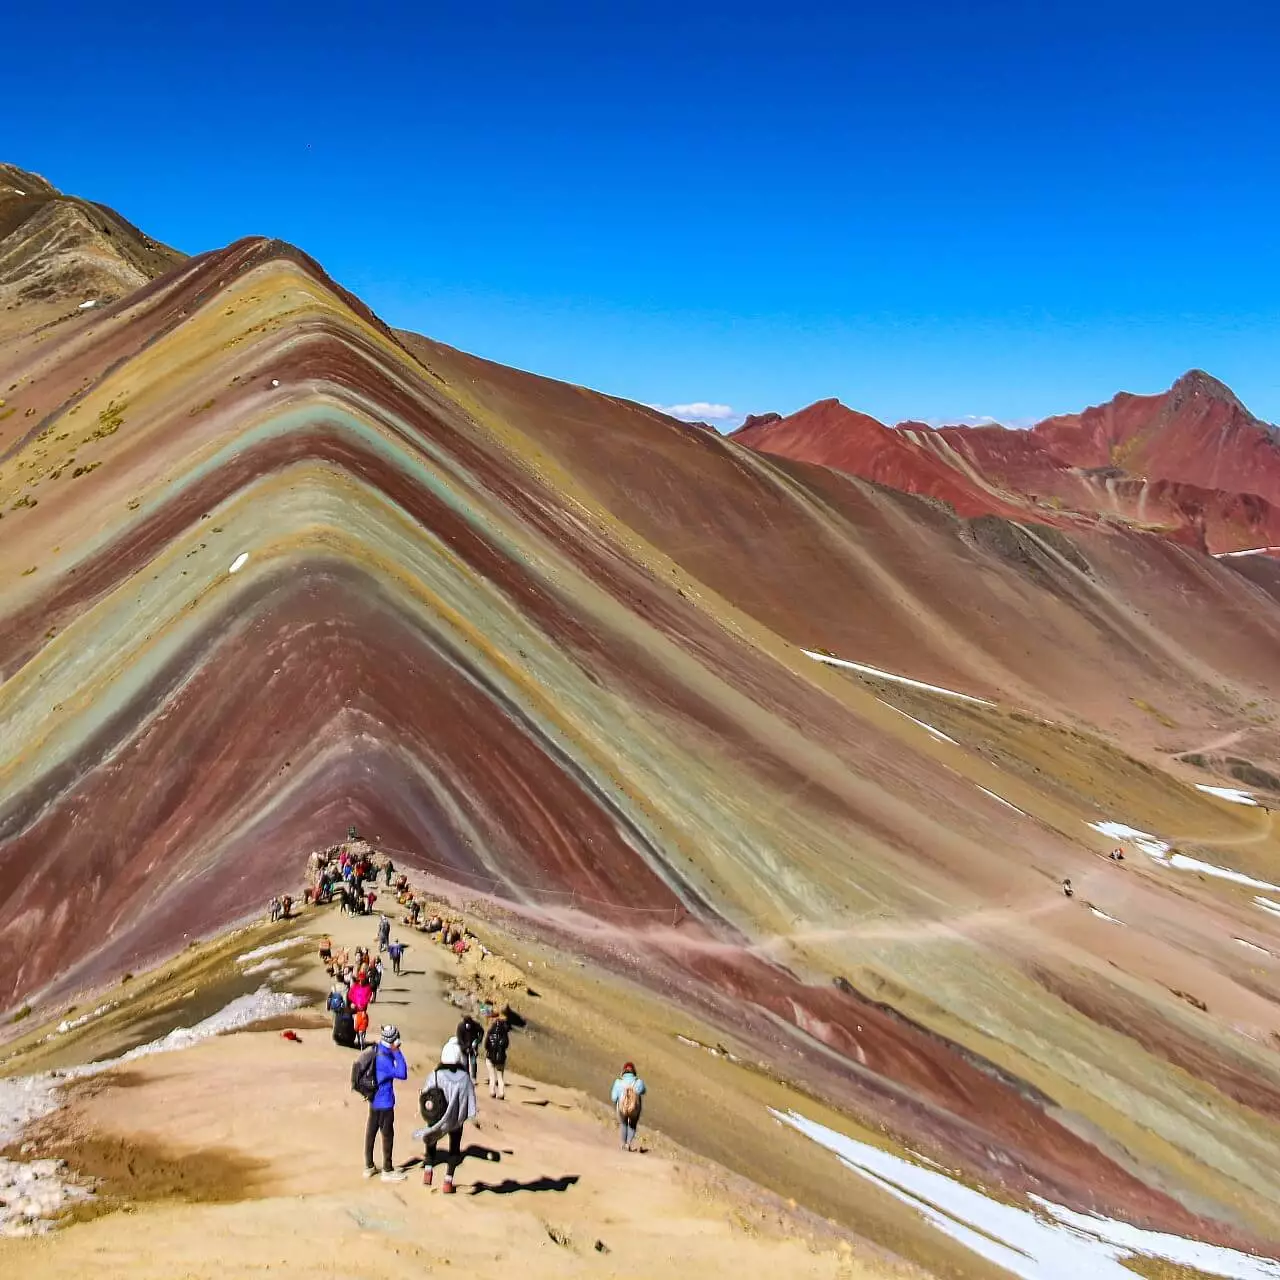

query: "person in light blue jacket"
left=610, top=1062, right=647, bottom=1151
left=364, top=1025, right=408, bottom=1181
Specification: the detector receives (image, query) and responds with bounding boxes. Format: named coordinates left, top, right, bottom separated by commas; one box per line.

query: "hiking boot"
left=442, top=1178, right=456, bottom=1195
left=381, top=1170, right=408, bottom=1183
left=422, top=1167, right=433, bottom=1186
left=362, top=1166, right=378, bottom=1178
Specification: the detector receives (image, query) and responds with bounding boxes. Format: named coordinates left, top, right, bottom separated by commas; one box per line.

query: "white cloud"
left=649, top=401, right=738, bottom=424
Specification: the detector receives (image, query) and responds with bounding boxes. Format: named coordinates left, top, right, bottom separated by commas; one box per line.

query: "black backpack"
left=485, top=1023, right=509, bottom=1059
left=420, top=1076, right=447, bottom=1125
left=351, top=1047, right=378, bottom=1101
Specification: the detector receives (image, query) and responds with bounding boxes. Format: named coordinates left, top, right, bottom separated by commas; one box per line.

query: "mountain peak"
left=1169, top=369, right=1246, bottom=415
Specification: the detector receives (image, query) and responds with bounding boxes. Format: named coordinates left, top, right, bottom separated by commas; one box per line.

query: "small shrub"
left=11, top=1005, right=31, bottom=1023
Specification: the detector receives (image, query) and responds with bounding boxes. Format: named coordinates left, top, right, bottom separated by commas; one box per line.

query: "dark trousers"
left=365, top=1107, right=395, bottom=1172
left=392, top=956, right=401, bottom=975
left=425, top=1127, right=462, bottom=1178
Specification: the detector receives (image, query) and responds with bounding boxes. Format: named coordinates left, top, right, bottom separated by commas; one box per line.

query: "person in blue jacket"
left=610, top=1061, right=647, bottom=1152
left=364, top=1024, right=409, bottom=1181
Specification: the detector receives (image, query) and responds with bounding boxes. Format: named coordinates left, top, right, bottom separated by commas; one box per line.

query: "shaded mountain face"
left=732, top=372, right=1280, bottom=555
left=0, top=163, right=184, bottom=341
left=3, top=168, right=1280, bottom=1259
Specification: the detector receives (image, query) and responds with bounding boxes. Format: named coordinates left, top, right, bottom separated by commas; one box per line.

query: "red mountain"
left=731, top=371, right=1280, bottom=555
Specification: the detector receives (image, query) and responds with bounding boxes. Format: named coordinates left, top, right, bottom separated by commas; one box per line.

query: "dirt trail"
left=0, top=906, right=912, bottom=1279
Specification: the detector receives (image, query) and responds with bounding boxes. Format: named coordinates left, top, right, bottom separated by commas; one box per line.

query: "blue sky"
left=5, top=0, right=1279, bottom=426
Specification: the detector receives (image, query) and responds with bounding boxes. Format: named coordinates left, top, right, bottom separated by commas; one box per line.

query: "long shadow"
left=469, top=1175, right=579, bottom=1196
left=399, top=1144, right=510, bottom=1172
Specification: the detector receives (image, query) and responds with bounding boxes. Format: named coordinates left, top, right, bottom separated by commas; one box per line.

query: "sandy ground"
left=0, top=907, right=913, bottom=1280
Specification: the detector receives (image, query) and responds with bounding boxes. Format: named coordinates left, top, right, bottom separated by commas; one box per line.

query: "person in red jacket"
left=349, top=975, right=374, bottom=1014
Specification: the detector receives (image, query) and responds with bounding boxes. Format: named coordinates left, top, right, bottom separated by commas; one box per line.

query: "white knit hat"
left=440, top=1040, right=462, bottom=1067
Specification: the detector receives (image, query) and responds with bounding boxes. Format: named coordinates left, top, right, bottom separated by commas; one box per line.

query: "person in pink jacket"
left=349, top=976, right=374, bottom=1013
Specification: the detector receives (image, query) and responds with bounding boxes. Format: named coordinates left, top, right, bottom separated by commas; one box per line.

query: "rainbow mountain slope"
left=2, top=208, right=1280, bottom=1258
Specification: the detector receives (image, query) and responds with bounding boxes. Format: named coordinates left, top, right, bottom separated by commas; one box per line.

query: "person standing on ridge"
left=363, top=1025, right=408, bottom=1181
left=416, top=1039, right=478, bottom=1193
left=484, top=1014, right=510, bottom=1100
left=611, top=1062, right=646, bottom=1152
left=456, top=1015, right=483, bottom=1083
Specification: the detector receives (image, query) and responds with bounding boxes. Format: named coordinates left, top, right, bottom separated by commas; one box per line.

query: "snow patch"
left=55, top=1003, right=115, bottom=1035
left=1086, top=821, right=1171, bottom=861
left=0, top=986, right=301, bottom=1234
left=0, top=1159, right=93, bottom=1237
left=1256, top=896, right=1280, bottom=919
left=1215, top=547, right=1280, bottom=558
left=1090, top=907, right=1124, bottom=924
left=1236, top=938, right=1273, bottom=955
left=77, top=300, right=98, bottom=310
left=1168, top=854, right=1280, bottom=894
left=1195, top=784, right=1259, bottom=806
left=235, top=939, right=304, bottom=964
left=878, top=699, right=958, bottom=744
left=773, top=1108, right=1280, bottom=1279
left=976, top=785, right=1025, bottom=815
left=802, top=650, right=994, bottom=705
left=228, top=552, right=250, bottom=575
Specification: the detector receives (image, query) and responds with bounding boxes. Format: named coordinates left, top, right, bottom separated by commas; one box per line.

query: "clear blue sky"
left=5, top=0, right=1279, bottom=426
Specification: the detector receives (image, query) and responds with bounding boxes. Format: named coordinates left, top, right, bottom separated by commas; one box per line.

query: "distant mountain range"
left=732, top=370, right=1280, bottom=556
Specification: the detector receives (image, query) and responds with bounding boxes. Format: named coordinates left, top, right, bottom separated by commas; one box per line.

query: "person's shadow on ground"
left=400, top=1143, right=511, bottom=1172
left=469, top=1175, right=579, bottom=1196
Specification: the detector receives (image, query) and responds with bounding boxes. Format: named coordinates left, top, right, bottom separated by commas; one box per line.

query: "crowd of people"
left=298, top=831, right=652, bottom=1188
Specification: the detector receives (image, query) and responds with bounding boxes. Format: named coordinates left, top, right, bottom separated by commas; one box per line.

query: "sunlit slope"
left=0, top=241, right=1278, bottom=1250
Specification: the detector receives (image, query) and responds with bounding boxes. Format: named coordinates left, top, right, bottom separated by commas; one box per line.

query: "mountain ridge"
left=4, top=164, right=1280, bottom=1263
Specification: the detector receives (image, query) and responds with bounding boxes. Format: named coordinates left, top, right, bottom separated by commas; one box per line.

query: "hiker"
left=369, top=957, right=384, bottom=1003
left=359, top=1025, right=408, bottom=1181
left=354, top=1008, right=370, bottom=1050
left=484, top=1015, right=510, bottom=1100
left=319, top=935, right=333, bottom=964
left=333, top=1002, right=357, bottom=1049
left=388, top=939, right=406, bottom=976
left=281, top=894, right=292, bottom=919
left=611, top=1062, right=646, bottom=1152
left=269, top=896, right=281, bottom=923
left=1062, top=878, right=1074, bottom=899
left=384, top=859, right=395, bottom=887
left=1109, top=848, right=1125, bottom=862
left=349, top=973, right=374, bottom=1015
left=366, top=889, right=377, bottom=915
left=378, top=914, right=391, bottom=952
left=456, top=1015, right=483, bottom=1083
left=416, top=1039, right=477, bottom=1192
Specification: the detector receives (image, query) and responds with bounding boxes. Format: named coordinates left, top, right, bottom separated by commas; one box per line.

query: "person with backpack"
left=456, top=1015, right=483, bottom=1083
left=354, top=1025, right=408, bottom=1182
left=387, top=939, right=406, bottom=976
left=332, top=1001, right=357, bottom=1049
left=369, top=958, right=384, bottom=1003
left=415, top=1039, right=477, bottom=1192
left=484, top=1015, right=509, bottom=1100
left=611, top=1062, right=646, bottom=1152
